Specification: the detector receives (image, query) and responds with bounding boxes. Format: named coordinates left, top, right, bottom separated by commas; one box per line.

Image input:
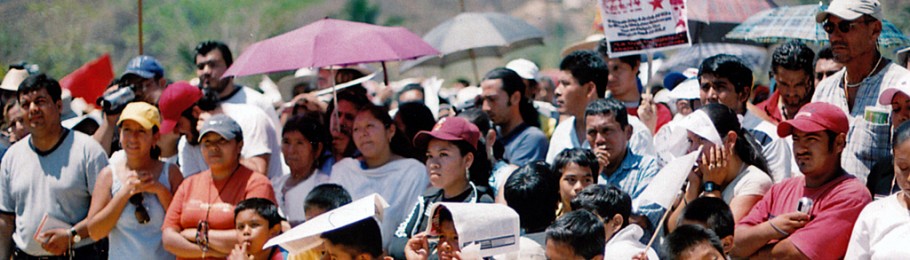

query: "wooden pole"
left=459, top=0, right=466, bottom=12
left=138, top=0, right=143, bottom=55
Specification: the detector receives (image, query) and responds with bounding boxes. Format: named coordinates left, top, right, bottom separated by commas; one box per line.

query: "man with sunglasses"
left=812, top=0, right=910, bottom=184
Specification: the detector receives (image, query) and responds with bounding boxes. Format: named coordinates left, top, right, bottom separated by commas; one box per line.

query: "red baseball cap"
left=413, top=117, right=481, bottom=152
left=158, top=81, right=202, bottom=134
left=777, top=102, right=849, bottom=137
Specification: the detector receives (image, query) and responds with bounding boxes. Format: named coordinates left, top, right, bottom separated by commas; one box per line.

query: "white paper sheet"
left=425, top=202, right=520, bottom=258
left=263, top=193, right=388, bottom=253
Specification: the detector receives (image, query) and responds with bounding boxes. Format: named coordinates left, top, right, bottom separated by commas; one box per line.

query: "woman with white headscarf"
left=668, top=103, right=773, bottom=231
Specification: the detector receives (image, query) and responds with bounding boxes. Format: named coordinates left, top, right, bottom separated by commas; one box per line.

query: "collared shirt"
left=598, top=147, right=660, bottom=199
left=598, top=147, right=663, bottom=230
left=812, top=62, right=910, bottom=182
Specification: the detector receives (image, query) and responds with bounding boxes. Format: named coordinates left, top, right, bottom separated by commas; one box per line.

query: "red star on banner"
left=650, top=0, right=664, bottom=11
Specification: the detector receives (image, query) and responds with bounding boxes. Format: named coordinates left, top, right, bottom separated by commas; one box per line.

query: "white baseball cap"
left=505, top=59, right=539, bottom=80
left=816, top=0, right=883, bottom=22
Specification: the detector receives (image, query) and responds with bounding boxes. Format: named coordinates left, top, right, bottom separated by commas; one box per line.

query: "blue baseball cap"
left=122, top=55, right=165, bottom=79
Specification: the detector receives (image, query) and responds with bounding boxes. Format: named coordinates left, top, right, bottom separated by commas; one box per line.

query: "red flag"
left=59, top=54, right=114, bottom=108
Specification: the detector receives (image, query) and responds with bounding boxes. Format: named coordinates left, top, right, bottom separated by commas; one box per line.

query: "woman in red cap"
left=388, top=116, right=494, bottom=259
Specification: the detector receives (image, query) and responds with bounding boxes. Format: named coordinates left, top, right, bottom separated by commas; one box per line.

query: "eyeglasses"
left=128, top=194, right=150, bottom=224
left=823, top=18, right=873, bottom=34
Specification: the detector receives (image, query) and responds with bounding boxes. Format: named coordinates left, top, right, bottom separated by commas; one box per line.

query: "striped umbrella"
left=725, top=4, right=910, bottom=48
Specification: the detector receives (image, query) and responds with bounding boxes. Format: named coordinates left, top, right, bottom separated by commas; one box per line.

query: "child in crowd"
left=403, top=207, right=461, bottom=260
left=676, top=197, right=735, bottom=255
left=545, top=210, right=606, bottom=260
left=320, top=217, right=385, bottom=259
left=229, top=198, right=284, bottom=260
left=552, top=148, right=599, bottom=216
left=664, top=224, right=726, bottom=260
left=304, top=183, right=353, bottom=220
left=571, top=184, right=658, bottom=259
left=289, top=184, right=353, bottom=260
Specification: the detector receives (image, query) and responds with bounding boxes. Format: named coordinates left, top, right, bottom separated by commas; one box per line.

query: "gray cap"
left=816, top=0, right=883, bottom=23
left=199, top=114, right=242, bottom=142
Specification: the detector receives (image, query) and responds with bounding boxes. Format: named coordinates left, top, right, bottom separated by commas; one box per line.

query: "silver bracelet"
left=769, top=221, right=790, bottom=237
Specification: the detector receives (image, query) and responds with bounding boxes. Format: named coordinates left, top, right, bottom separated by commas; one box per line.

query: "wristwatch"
left=69, top=228, right=81, bottom=243
left=702, top=181, right=719, bottom=193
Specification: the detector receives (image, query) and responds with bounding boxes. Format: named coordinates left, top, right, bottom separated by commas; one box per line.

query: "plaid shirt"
left=811, top=62, right=910, bottom=183
left=598, top=147, right=663, bottom=230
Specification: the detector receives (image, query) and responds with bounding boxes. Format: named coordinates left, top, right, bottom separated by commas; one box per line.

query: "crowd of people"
left=1, top=0, right=910, bottom=259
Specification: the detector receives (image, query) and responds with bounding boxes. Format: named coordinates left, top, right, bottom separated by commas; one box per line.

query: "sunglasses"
left=823, top=18, right=873, bottom=34
left=128, top=194, right=150, bottom=224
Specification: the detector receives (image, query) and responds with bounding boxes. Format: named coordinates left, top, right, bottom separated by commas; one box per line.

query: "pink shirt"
left=738, top=172, right=871, bottom=259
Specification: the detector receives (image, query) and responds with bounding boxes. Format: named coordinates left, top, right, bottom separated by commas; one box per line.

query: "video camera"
left=96, top=81, right=137, bottom=115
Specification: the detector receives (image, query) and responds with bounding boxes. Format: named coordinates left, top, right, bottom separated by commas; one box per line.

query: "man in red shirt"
left=732, top=102, right=871, bottom=259
left=755, top=41, right=816, bottom=125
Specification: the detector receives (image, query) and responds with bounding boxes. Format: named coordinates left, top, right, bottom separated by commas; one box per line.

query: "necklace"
left=844, top=55, right=883, bottom=88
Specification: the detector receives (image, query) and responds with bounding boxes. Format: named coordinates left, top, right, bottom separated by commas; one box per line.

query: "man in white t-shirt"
left=194, top=40, right=281, bottom=131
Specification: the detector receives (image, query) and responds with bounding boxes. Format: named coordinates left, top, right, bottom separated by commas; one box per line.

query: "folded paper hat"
left=264, top=194, right=388, bottom=253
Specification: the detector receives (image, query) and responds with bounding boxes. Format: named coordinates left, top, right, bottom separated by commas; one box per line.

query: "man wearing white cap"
left=506, top=59, right=558, bottom=138
left=812, top=0, right=910, bottom=183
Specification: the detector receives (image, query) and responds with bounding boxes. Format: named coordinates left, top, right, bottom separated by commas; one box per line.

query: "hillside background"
left=1, top=0, right=908, bottom=86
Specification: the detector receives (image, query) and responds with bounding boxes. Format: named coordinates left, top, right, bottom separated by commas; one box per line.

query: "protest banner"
left=599, top=0, right=691, bottom=56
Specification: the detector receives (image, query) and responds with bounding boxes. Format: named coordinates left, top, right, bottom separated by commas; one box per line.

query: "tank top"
left=109, top=162, right=176, bottom=260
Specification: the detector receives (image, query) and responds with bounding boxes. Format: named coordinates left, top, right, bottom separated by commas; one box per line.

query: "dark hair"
left=560, top=50, right=609, bottom=99
left=455, top=78, right=471, bottom=86
left=397, top=84, right=425, bottom=103
left=597, top=40, right=642, bottom=70
left=894, top=121, right=910, bottom=148
left=584, top=98, right=629, bottom=129
left=234, top=198, right=284, bottom=228
left=305, top=183, right=352, bottom=212
left=195, top=40, right=233, bottom=67
left=817, top=46, right=835, bottom=60
left=327, top=88, right=371, bottom=117
left=457, top=108, right=496, bottom=185
left=283, top=115, right=331, bottom=170
left=396, top=102, right=436, bottom=147
left=334, top=68, right=366, bottom=85
left=771, top=41, right=816, bottom=82
left=483, top=68, right=540, bottom=128
left=678, top=197, right=734, bottom=239
left=570, top=184, right=632, bottom=229
left=664, top=224, right=724, bottom=260
left=505, top=161, right=559, bottom=233
left=698, top=54, right=753, bottom=96
left=553, top=148, right=600, bottom=183
left=197, top=88, right=221, bottom=111
left=357, top=104, right=417, bottom=159
left=700, top=104, right=771, bottom=174
left=320, top=217, right=383, bottom=258
left=546, top=210, right=606, bottom=259
left=18, top=73, right=62, bottom=103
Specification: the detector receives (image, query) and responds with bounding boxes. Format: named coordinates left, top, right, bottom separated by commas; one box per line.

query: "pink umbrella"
left=223, top=18, right=439, bottom=83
